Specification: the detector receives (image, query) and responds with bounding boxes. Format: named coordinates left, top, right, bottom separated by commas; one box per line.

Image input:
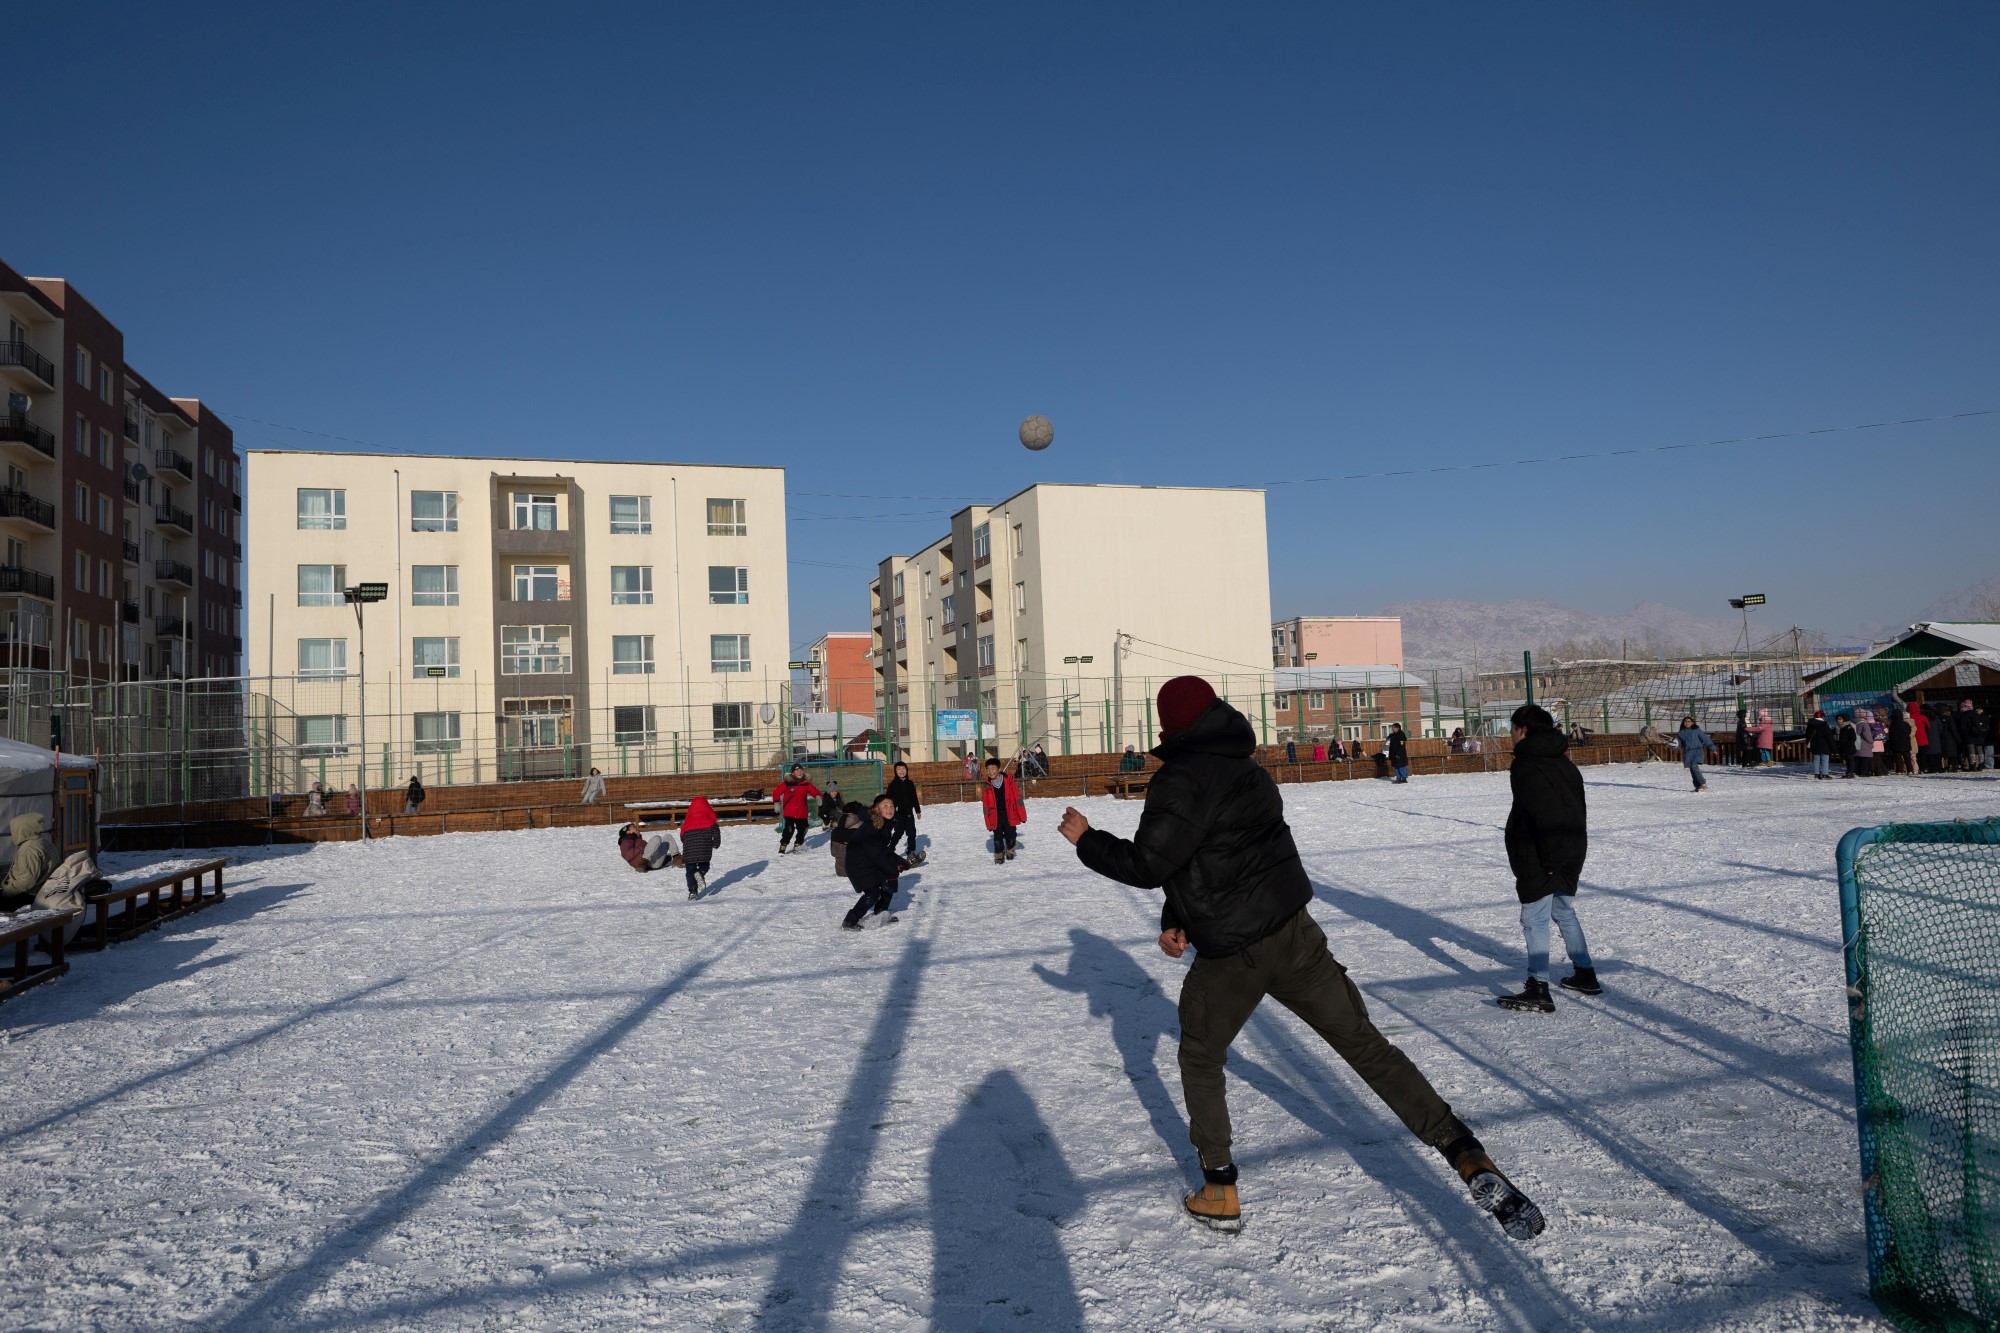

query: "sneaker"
left=1497, top=978, right=1555, bottom=1013
left=1558, top=968, right=1602, bottom=996
left=688, top=888, right=700, bottom=901
left=1184, top=1163, right=1242, bottom=1232
left=1448, top=1142, right=1546, bottom=1241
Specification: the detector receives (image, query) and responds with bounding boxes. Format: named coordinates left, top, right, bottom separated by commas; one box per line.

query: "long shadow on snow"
left=1031, top=928, right=1196, bottom=1187
left=208, top=913, right=769, bottom=1331
left=702, top=858, right=768, bottom=896
left=1232, top=1014, right=1587, bottom=1332
left=929, top=1069, right=1084, bottom=1331
left=1308, top=884, right=1849, bottom=1269
left=0, top=880, right=311, bottom=1036
left=758, top=926, right=931, bottom=1329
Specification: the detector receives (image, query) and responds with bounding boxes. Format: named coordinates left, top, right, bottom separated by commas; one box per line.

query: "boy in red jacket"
left=773, top=765, right=822, bottom=854
left=980, top=757, right=1027, bottom=865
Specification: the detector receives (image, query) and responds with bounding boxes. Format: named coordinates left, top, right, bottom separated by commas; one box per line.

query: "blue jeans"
left=1522, top=894, right=1592, bottom=983
left=1759, top=748, right=1772, bottom=764
left=1393, top=765, right=1408, bottom=781
left=1812, top=754, right=1830, bottom=777
left=1686, top=761, right=1705, bottom=789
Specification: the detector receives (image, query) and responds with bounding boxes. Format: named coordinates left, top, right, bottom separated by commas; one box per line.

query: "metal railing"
left=155, top=449, right=194, bottom=479
left=0, top=414, right=55, bottom=458
left=0, top=340, right=55, bottom=386
left=0, top=488, right=56, bottom=528
left=0, top=564, right=54, bottom=599
left=154, top=504, right=194, bottom=532
left=122, top=539, right=140, bottom=564
left=121, top=600, right=139, bottom=624
left=155, top=559, right=194, bottom=585
left=155, top=616, right=186, bottom=638
left=122, top=479, right=141, bottom=503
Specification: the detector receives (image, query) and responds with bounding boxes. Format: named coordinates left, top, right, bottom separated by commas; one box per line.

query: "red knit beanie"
left=1157, top=676, right=1218, bottom=739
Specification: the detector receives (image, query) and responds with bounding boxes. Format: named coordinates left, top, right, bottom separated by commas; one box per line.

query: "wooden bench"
left=1105, top=774, right=1151, bottom=800
left=623, top=798, right=777, bottom=828
left=0, top=908, right=80, bottom=1005
left=77, top=858, right=229, bottom=952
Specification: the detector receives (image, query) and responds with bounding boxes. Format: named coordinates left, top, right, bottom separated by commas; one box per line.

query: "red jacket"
left=775, top=778, right=821, bottom=819
left=980, top=774, right=1026, bottom=830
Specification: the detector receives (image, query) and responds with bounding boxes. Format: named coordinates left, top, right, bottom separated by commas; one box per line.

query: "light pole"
left=345, top=582, right=388, bottom=839
left=1062, top=655, right=1094, bottom=755
left=1728, top=593, right=1766, bottom=657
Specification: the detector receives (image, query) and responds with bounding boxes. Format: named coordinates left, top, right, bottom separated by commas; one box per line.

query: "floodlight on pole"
left=345, top=583, right=388, bottom=839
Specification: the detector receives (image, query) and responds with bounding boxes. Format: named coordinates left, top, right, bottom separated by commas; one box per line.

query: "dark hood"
left=1514, top=726, right=1569, bottom=759
left=1153, top=699, right=1257, bottom=761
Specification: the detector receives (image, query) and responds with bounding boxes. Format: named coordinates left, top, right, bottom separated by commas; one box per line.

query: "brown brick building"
left=0, top=258, right=241, bottom=680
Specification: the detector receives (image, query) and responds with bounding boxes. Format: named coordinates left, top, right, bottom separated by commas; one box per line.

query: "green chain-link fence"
left=1838, top=818, right=2000, bottom=1332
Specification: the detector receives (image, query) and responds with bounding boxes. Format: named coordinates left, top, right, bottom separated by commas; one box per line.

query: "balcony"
left=230, top=539, right=241, bottom=558
left=230, top=634, right=243, bottom=653
left=0, top=488, right=56, bottom=530
left=0, top=340, right=55, bottom=388
left=231, top=494, right=241, bottom=513
left=226, top=589, right=241, bottom=608
left=121, top=600, right=139, bottom=624
left=977, top=609, right=994, bottom=624
left=156, top=616, right=186, bottom=638
left=155, top=449, right=195, bottom=480
left=121, top=539, right=140, bottom=564
left=0, top=414, right=55, bottom=459
left=122, top=479, right=141, bottom=503
left=155, top=559, right=194, bottom=586
left=0, top=564, right=55, bottom=600
left=154, top=504, right=194, bottom=533
left=122, top=415, right=139, bottom=443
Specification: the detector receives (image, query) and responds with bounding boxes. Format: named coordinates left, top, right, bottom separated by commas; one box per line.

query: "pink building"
left=1271, top=616, right=1403, bottom=669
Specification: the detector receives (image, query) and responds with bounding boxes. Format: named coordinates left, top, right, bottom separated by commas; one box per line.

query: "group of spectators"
left=1806, top=700, right=1997, bottom=778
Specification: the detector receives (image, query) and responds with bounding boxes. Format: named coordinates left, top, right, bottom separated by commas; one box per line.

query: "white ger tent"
left=0, top=738, right=96, bottom=867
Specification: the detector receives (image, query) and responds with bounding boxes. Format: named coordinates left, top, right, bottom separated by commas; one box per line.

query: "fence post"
left=1523, top=651, right=1534, bottom=706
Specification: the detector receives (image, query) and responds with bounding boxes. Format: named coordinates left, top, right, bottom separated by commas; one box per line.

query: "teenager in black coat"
left=840, top=794, right=909, bottom=930
left=1498, top=705, right=1596, bottom=1012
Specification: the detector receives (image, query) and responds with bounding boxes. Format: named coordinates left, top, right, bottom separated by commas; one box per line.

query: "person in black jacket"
left=841, top=794, right=909, bottom=930
left=1497, top=706, right=1595, bottom=1013
left=1059, top=676, right=1544, bottom=1241
left=1385, top=723, right=1410, bottom=783
left=884, top=762, right=924, bottom=861
left=403, top=775, right=426, bottom=815
left=1805, top=709, right=1834, bottom=780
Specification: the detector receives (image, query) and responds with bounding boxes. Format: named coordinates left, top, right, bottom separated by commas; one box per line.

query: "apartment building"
left=0, top=259, right=241, bottom=681
left=246, top=451, right=787, bottom=779
left=805, top=631, right=872, bottom=714
left=870, top=484, right=1272, bottom=760
left=1272, top=615, right=1403, bottom=669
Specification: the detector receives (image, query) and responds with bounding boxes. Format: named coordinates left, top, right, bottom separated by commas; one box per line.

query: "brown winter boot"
left=1444, top=1135, right=1545, bottom=1241
left=1184, top=1163, right=1242, bottom=1232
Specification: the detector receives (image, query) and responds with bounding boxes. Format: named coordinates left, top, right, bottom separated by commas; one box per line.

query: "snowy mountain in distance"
left=1382, top=598, right=1744, bottom=668
left=1838, top=573, right=2000, bottom=648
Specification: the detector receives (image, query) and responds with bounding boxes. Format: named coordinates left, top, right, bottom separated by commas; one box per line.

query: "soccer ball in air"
left=1019, top=415, right=1054, bottom=451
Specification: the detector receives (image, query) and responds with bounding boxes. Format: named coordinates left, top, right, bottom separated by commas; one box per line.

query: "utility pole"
left=345, top=582, right=387, bottom=839
left=1110, top=630, right=1130, bottom=753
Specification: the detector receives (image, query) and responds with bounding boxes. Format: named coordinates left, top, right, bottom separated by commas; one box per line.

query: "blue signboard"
left=935, top=709, right=980, bottom=741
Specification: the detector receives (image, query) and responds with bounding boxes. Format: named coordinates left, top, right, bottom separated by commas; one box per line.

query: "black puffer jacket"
left=1504, top=725, right=1587, bottom=903
left=1076, top=699, right=1312, bottom=958
left=1806, top=717, right=1833, bottom=755
left=885, top=775, right=922, bottom=817
left=843, top=817, right=907, bottom=894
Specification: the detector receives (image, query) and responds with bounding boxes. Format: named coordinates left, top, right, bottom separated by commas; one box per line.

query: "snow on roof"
left=0, top=736, right=95, bottom=772
left=1916, top=622, right=2000, bottom=655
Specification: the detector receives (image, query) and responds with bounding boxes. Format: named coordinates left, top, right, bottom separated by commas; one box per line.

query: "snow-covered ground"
left=2, top=762, right=1994, bottom=1330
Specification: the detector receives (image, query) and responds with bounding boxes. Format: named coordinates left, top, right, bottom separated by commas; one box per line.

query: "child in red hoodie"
left=980, top=758, right=1027, bottom=865
left=680, top=798, right=723, bottom=899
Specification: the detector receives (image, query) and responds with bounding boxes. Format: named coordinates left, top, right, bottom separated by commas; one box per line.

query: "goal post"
left=1837, top=817, right=2000, bottom=1333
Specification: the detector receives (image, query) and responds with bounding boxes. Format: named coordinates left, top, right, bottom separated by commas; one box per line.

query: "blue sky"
left=8, top=2, right=1995, bottom=654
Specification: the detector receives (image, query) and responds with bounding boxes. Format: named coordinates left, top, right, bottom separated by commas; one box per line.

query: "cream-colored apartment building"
left=247, top=451, right=788, bottom=782
left=871, top=484, right=1272, bottom=760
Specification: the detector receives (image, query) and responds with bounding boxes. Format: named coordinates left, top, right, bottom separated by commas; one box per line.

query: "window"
left=611, top=634, right=655, bottom=674
left=512, top=492, right=558, bottom=531
left=74, top=483, right=87, bottom=521
left=1013, top=523, right=1024, bottom=557
left=73, top=415, right=87, bottom=453
left=410, top=490, right=458, bottom=532
left=512, top=564, right=564, bottom=602
left=298, top=638, right=348, bottom=679
left=414, top=712, right=462, bottom=753
left=707, top=566, right=748, bottom=605
left=411, top=565, right=459, bottom=606
left=894, top=615, right=907, bottom=646
left=925, top=616, right=934, bottom=642
left=74, top=551, right=86, bottom=591
left=98, top=561, right=111, bottom=596
left=706, top=497, right=747, bottom=536
left=503, top=698, right=572, bottom=748
left=613, top=705, right=656, bottom=744
left=710, top=633, right=750, bottom=673
left=609, top=495, right=651, bottom=535
left=941, top=594, right=956, bottom=627
left=973, top=524, right=991, bottom=562
left=1275, top=693, right=1292, bottom=711
left=75, top=347, right=90, bottom=386
left=500, top=625, right=571, bottom=675
left=297, top=714, right=348, bottom=756
left=893, top=572, right=905, bottom=600
left=1350, top=690, right=1376, bottom=709
left=610, top=566, right=653, bottom=605
left=1341, top=724, right=1365, bottom=743
left=712, top=702, right=753, bottom=741
left=97, top=427, right=111, bottom=466
left=297, top=488, right=346, bottom=530
left=204, top=449, right=214, bottom=478
left=98, top=495, right=112, bottom=532
left=203, top=551, right=214, bottom=580
left=97, top=364, right=113, bottom=404
left=1308, top=692, right=1326, bottom=710
left=1014, top=581, right=1027, bottom=615
left=977, top=635, right=996, bottom=670
left=297, top=564, right=346, bottom=606
left=411, top=636, right=461, bottom=678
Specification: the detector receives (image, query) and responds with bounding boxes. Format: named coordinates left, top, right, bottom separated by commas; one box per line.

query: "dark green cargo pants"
left=1177, top=908, right=1469, bottom=1168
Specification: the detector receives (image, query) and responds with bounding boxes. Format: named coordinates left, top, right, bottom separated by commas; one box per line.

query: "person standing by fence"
left=1806, top=710, right=1834, bottom=780
left=1677, top=716, right=1715, bottom=792
left=403, top=776, right=426, bottom=815
left=1753, top=711, right=1775, bottom=765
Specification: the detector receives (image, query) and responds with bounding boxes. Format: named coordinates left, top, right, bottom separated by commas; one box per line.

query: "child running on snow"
left=680, top=798, right=723, bottom=899
left=818, top=781, right=842, bottom=830
left=830, top=800, right=867, bottom=879
left=980, top=758, right=1026, bottom=865
left=841, top=793, right=909, bottom=930
left=773, top=765, right=822, bottom=854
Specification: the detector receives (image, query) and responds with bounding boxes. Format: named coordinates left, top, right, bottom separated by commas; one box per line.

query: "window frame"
left=711, top=701, right=753, bottom=741
left=511, top=492, right=559, bottom=531
left=297, top=637, right=349, bottom=680
left=297, top=488, right=347, bottom=530
left=499, top=624, right=573, bottom=676
left=709, top=633, right=751, bottom=673
left=611, top=633, right=656, bottom=675
left=410, top=564, right=460, bottom=606
left=410, top=490, right=459, bottom=532
left=707, top=565, right=749, bottom=605
left=511, top=564, right=565, bottom=602
left=410, top=635, right=461, bottom=678
left=705, top=497, right=747, bottom=537
left=610, top=565, right=655, bottom=606
left=608, top=494, right=652, bottom=535
left=414, top=711, right=462, bottom=753
left=297, top=564, right=347, bottom=607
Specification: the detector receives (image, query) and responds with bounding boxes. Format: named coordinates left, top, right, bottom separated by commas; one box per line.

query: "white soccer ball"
left=1019, top=415, right=1054, bottom=451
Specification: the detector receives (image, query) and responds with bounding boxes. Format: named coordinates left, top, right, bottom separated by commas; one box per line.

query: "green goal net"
left=1838, top=818, right=2000, bottom=1332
